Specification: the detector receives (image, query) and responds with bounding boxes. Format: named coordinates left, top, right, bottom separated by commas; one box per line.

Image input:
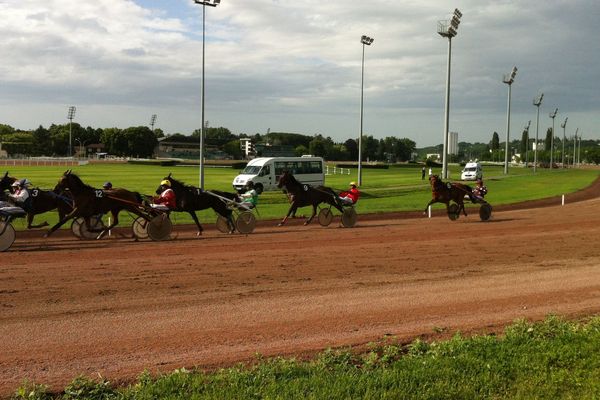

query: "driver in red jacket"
left=338, top=182, right=360, bottom=206
left=152, top=179, right=177, bottom=210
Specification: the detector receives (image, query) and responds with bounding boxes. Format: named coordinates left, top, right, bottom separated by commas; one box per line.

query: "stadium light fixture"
left=358, top=34, right=374, bottom=186
left=437, top=8, right=462, bottom=179
left=532, top=93, right=543, bottom=173
left=67, top=106, right=76, bottom=158
left=502, top=66, right=517, bottom=174
left=524, top=120, right=531, bottom=167
left=150, top=114, right=157, bottom=133
left=194, top=0, right=221, bottom=189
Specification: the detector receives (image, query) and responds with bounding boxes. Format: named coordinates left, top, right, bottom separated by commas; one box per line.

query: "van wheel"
left=255, top=183, right=263, bottom=194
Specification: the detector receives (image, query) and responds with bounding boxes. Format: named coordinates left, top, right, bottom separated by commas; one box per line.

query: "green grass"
left=3, top=163, right=598, bottom=230
left=14, top=316, right=600, bottom=399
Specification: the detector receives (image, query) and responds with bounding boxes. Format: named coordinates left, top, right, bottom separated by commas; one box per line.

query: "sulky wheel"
left=0, top=222, right=16, bottom=252
left=70, top=218, right=83, bottom=238
left=447, top=203, right=460, bottom=221
left=79, top=216, right=106, bottom=240
left=132, top=216, right=149, bottom=239
left=479, top=203, right=493, bottom=221
left=341, top=207, right=357, bottom=228
left=318, top=208, right=333, bottom=226
left=236, top=211, right=256, bottom=234
left=216, top=215, right=231, bottom=234
left=147, top=214, right=172, bottom=241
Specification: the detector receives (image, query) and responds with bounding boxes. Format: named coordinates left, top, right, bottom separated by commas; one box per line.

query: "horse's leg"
left=26, top=213, right=48, bottom=229
left=304, top=204, right=317, bottom=225
left=423, top=198, right=438, bottom=214
left=96, top=210, right=121, bottom=239
left=278, top=204, right=297, bottom=226
left=44, top=207, right=79, bottom=237
left=226, top=212, right=236, bottom=234
left=189, top=211, right=203, bottom=236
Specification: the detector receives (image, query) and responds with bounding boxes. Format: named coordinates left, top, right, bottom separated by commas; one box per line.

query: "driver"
left=338, top=181, right=360, bottom=206
left=237, top=181, right=258, bottom=209
left=152, top=179, right=176, bottom=211
left=472, top=178, right=487, bottom=200
left=8, top=179, right=32, bottom=210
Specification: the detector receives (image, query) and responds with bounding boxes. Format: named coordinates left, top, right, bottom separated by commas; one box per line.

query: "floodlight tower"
left=502, top=66, right=517, bottom=174
left=67, top=106, right=76, bottom=157
left=358, top=34, right=374, bottom=186
left=437, top=8, right=462, bottom=179
left=532, top=94, right=544, bottom=173
left=150, top=114, right=157, bottom=133
left=549, top=108, right=558, bottom=169
left=561, top=117, right=568, bottom=167
left=572, top=127, right=578, bottom=167
left=194, top=0, right=221, bottom=189
left=577, top=131, right=582, bottom=166
left=524, top=120, right=531, bottom=167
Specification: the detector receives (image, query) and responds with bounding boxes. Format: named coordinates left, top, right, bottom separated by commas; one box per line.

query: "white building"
left=240, top=138, right=255, bottom=158
left=449, top=131, right=459, bottom=155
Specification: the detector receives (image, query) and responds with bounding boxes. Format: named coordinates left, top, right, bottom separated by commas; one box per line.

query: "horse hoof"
left=277, top=223, right=283, bottom=227
left=196, top=231, right=202, bottom=236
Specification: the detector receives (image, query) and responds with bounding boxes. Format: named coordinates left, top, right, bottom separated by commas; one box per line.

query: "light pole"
left=577, top=131, right=582, bottom=166
left=533, top=94, right=543, bottom=173
left=194, top=0, right=221, bottom=189
left=150, top=114, right=157, bottom=133
left=358, top=34, right=374, bottom=187
left=67, top=106, right=76, bottom=157
left=561, top=117, right=568, bottom=167
left=502, top=66, right=517, bottom=174
left=437, top=8, right=462, bottom=179
left=74, top=138, right=87, bottom=158
left=524, top=120, right=531, bottom=168
left=572, top=127, right=578, bottom=168
left=549, top=108, right=558, bottom=169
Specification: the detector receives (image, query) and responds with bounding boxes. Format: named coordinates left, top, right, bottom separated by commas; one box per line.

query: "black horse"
left=45, top=170, right=148, bottom=238
left=277, top=170, right=344, bottom=226
left=0, top=171, right=73, bottom=229
left=424, top=175, right=474, bottom=216
left=159, top=174, right=237, bottom=235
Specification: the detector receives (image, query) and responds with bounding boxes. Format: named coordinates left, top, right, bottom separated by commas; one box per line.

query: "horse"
left=424, top=174, right=474, bottom=217
left=277, top=170, right=344, bottom=226
left=45, top=170, right=149, bottom=238
left=159, top=174, right=237, bottom=235
left=0, top=171, right=74, bottom=229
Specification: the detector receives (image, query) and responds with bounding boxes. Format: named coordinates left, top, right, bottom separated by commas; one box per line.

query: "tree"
left=122, top=126, right=158, bottom=158
left=545, top=128, right=553, bottom=162
left=491, top=132, right=500, bottom=151
left=223, top=139, right=242, bottom=159
left=344, top=139, right=358, bottom=160
left=520, top=128, right=529, bottom=158
left=294, top=145, right=308, bottom=157
left=32, top=125, right=51, bottom=156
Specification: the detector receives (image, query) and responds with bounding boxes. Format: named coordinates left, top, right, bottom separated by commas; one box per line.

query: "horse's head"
left=277, top=171, right=291, bottom=189
left=0, top=171, right=16, bottom=193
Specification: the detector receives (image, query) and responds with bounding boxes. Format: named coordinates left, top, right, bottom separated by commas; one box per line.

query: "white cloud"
left=0, top=0, right=599, bottom=145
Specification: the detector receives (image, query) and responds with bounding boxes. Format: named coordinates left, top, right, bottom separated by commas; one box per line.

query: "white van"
left=461, top=162, right=483, bottom=181
left=232, top=156, right=325, bottom=193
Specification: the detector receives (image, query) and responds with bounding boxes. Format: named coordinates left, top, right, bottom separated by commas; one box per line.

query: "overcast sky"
left=1, top=0, right=599, bottom=146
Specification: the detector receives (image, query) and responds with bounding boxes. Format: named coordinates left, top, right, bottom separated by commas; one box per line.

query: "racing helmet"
left=11, top=180, right=20, bottom=187
left=349, top=181, right=357, bottom=187
left=160, top=179, right=171, bottom=187
left=103, top=181, right=113, bottom=189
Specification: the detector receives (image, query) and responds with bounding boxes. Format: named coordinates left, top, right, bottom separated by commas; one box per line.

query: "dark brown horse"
left=45, top=170, right=149, bottom=238
left=277, top=170, right=344, bottom=226
left=159, top=174, right=237, bottom=235
left=0, top=171, right=73, bottom=229
left=424, top=174, right=474, bottom=216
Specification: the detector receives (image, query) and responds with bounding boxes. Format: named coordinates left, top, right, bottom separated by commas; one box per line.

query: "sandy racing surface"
left=1, top=188, right=600, bottom=396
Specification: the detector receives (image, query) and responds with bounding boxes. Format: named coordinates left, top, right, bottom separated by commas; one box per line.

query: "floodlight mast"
left=67, top=106, right=76, bottom=158
left=193, top=0, right=221, bottom=189
left=524, top=120, right=531, bottom=167
left=357, top=35, right=374, bottom=187
left=549, top=108, right=558, bottom=169
left=437, top=8, right=462, bottom=179
left=502, top=66, right=517, bottom=174
left=532, top=93, right=544, bottom=173
left=572, top=126, right=578, bottom=167
left=561, top=117, right=568, bottom=167
left=150, top=114, right=157, bottom=133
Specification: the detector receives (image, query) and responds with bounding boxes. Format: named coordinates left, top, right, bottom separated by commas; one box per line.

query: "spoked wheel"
left=147, top=214, right=172, bottom=241
left=236, top=211, right=256, bottom=234
left=0, top=222, right=16, bottom=252
left=479, top=203, right=493, bottom=221
left=341, top=207, right=357, bottom=228
left=70, top=218, right=83, bottom=238
left=132, top=216, right=149, bottom=239
left=216, top=215, right=231, bottom=233
left=318, top=208, right=333, bottom=226
left=78, top=216, right=106, bottom=240
left=447, top=203, right=460, bottom=221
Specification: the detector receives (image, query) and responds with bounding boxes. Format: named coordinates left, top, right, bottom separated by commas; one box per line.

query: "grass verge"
left=13, top=315, right=600, bottom=400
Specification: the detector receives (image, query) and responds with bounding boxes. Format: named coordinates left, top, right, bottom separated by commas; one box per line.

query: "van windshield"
left=242, top=165, right=261, bottom=175
left=464, top=167, right=477, bottom=172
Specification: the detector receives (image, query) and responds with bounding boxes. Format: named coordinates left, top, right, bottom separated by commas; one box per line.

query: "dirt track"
left=1, top=189, right=600, bottom=396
